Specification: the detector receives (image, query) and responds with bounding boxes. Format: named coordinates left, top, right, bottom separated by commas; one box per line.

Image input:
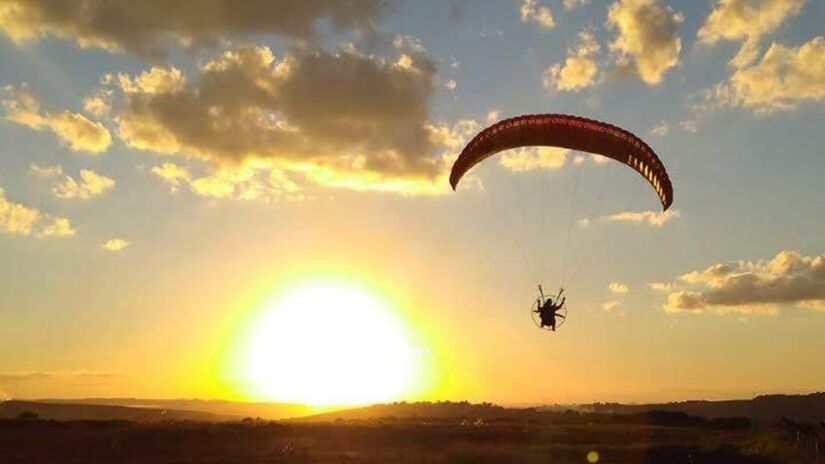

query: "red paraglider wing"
left=449, top=114, right=673, bottom=211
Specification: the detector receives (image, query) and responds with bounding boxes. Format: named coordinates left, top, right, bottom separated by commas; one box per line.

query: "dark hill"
left=37, top=398, right=314, bottom=420
left=299, top=393, right=825, bottom=424
left=0, top=400, right=228, bottom=422
left=298, top=401, right=516, bottom=422
left=583, top=392, right=825, bottom=422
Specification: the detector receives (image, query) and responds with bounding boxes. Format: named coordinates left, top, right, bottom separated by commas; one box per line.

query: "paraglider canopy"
left=449, top=114, right=673, bottom=211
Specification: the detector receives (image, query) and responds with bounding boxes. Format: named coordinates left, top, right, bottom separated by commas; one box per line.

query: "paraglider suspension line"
left=560, top=161, right=583, bottom=286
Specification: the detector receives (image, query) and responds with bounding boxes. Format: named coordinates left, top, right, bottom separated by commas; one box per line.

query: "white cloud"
left=544, top=30, right=601, bottom=92
left=679, top=119, right=698, bottom=133
left=572, top=154, right=610, bottom=167
left=102, top=238, right=130, bottom=252
left=52, top=169, right=116, bottom=199
left=40, top=217, right=76, bottom=238
left=0, top=188, right=40, bottom=235
left=650, top=122, right=669, bottom=137
left=606, top=0, right=683, bottom=85
left=0, top=187, right=74, bottom=238
left=798, top=300, right=825, bottom=313
left=697, top=0, right=805, bottom=68
left=2, top=84, right=112, bottom=154
left=151, top=163, right=191, bottom=193
left=499, top=147, right=569, bottom=172
left=83, top=90, right=113, bottom=118
left=706, top=37, right=825, bottom=114
left=563, top=0, right=591, bottom=11
left=606, top=209, right=680, bottom=227
left=189, top=175, right=236, bottom=199
left=426, top=118, right=481, bottom=154
left=648, top=282, right=673, bottom=293
left=486, top=110, right=500, bottom=123
left=520, top=0, right=555, bottom=30
left=29, top=163, right=63, bottom=178
left=609, top=282, right=630, bottom=294
left=590, top=154, right=610, bottom=165
left=152, top=162, right=304, bottom=203
left=687, top=1, right=819, bottom=125
left=602, top=300, right=621, bottom=312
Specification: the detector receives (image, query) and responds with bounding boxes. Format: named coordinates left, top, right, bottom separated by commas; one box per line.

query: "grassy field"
left=0, top=416, right=811, bottom=464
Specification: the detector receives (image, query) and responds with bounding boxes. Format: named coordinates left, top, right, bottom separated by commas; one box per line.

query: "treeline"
left=307, top=402, right=750, bottom=430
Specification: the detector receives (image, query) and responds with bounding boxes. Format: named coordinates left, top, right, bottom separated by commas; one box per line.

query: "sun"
left=240, top=281, right=425, bottom=407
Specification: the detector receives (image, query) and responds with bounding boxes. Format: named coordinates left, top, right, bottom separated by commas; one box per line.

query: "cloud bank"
left=105, top=42, right=456, bottom=195
left=0, top=0, right=391, bottom=56
left=661, top=250, right=825, bottom=315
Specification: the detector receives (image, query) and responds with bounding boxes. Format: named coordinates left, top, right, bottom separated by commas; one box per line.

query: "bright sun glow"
left=242, top=281, right=424, bottom=406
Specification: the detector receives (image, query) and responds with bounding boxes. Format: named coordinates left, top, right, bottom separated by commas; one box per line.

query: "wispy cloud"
left=686, top=1, right=818, bottom=126
left=648, top=282, right=673, bottom=293
left=152, top=162, right=306, bottom=203
left=39, top=218, right=75, bottom=238
left=650, top=122, right=669, bottom=137
left=704, top=37, right=825, bottom=114
left=52, top=169, right=115, bottom=200
left=697, top=0, right=805, bottom=68
left=602, top=300, right=622, bottom=312
left=29, top=163, right=63, bottom=179
left=499, top=147, right=569, bottom=172
left=0, top=370, right=122, bottom=382
left=2, top=84, right=112, bottom=154
left=609, top=282, right=630, bottom=294
left=563, top=0, right=591, bottom=11
left=0, top=187, right=75, bottom=238
left=606, top=210, right=680, bottom=227
left=151, top=163, right=191, bottom=193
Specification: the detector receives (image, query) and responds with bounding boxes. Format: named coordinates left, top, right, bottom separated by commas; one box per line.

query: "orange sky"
left=1, top=0, right=825, bottom=405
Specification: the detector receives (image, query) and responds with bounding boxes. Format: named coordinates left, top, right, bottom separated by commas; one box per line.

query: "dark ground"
left=0, top=415, right=816, bottom=464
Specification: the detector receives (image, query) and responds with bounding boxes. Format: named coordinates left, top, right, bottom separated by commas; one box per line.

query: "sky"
left=1, top=0, right=824, bottom=405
